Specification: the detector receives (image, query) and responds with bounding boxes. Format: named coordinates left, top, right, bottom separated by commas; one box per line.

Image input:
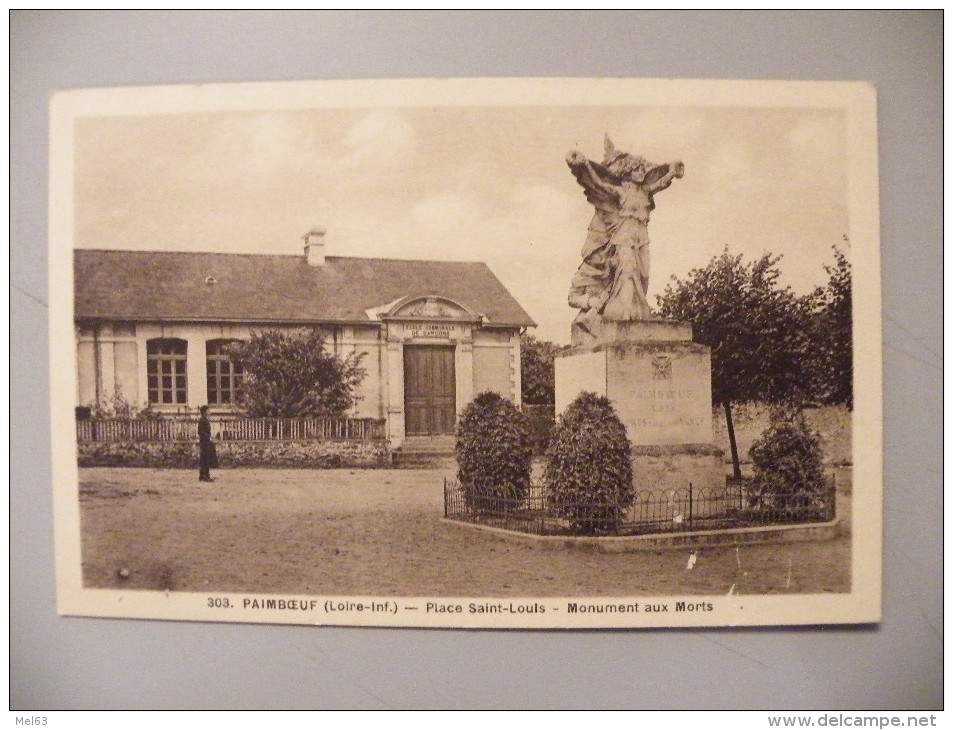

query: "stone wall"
left=712, top=404, right=852, bottom=466
left=77, top=439, right=391, bottom=469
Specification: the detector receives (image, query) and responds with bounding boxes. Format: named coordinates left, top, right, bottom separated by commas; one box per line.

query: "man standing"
left=198, top=405, right=217, bottom=482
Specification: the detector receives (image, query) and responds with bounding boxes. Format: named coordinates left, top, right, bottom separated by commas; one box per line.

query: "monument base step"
left=629, top=444, right=726, bottom=492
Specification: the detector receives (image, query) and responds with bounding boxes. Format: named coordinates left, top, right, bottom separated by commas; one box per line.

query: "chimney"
left=303, top=228, right=327, bottom=266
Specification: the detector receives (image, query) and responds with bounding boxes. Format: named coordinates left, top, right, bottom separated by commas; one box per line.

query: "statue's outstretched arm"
left=648, top=160, right=685, bottom=193
left=566, top=149, right=618, bottom=199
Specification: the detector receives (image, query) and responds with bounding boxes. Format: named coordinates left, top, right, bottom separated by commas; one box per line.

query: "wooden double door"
left=404, top=345, right=456, bottom=436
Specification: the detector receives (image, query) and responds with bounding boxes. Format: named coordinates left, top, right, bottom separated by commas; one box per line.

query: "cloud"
left=242, top=113, right=324, bottom=168
left=343, top=110, right=417, bottom=168
left=181, top=112, right=329, bottom=179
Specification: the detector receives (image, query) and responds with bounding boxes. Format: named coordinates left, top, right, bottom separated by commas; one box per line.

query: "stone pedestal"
left=555, top=319, right=725, bottom=490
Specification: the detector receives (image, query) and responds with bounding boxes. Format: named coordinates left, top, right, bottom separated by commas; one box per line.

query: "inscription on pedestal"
left=607, top=342, right=712, bottom=446
left=556, top=322, right=714, bottom=448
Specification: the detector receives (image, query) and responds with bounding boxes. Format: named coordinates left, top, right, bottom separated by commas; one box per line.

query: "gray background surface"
left=11, top=11, right=942, bottom=710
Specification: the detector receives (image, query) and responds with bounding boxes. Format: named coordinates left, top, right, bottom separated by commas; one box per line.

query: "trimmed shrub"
left=455, top=391, right=533, bottom=506
left=747, top=406, right=828, bottom=521
left=543, top=392, right=633, bottom=534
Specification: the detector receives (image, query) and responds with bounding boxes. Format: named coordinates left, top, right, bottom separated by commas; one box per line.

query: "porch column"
left=455, top=333, right=474, bottom=417
left=510, top=331, right=522, bottom=404
left=186, top=334, right=208, bottom=408
left=384, top=331, right=405, bottom=447
left=98, top=327, right=115, bottom=406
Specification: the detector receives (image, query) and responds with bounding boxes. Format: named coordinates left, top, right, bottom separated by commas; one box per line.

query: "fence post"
left=830, top=472, right=837, bottom=521
left=688, top=482, right=693, bottom=530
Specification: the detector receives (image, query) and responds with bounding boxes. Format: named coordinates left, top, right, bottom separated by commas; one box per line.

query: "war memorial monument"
left=556, top=137, right=724, bottom=490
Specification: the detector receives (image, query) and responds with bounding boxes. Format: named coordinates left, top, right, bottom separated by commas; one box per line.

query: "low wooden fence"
left=76, top=417, right=387, bottom=443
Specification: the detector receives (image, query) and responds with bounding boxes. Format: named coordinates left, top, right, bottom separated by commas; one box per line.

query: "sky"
left=73, top=88, right=849, bottom=344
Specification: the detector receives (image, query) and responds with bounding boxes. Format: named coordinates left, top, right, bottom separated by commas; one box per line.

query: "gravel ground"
left=79, top=465, right=851, bottom=597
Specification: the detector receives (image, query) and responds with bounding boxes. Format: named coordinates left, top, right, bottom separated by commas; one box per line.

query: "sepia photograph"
left=50, top=77, right=881, bottom=628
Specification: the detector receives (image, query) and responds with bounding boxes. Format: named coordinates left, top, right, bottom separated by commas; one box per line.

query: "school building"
left=73, top=229, right=535, bottom=447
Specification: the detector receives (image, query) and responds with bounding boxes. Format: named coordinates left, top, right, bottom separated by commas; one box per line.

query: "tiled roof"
left=74, top=249, right=536, bottom=327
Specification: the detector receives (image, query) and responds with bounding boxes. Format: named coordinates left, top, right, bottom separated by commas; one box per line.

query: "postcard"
left=50, top=77, right=881, bottom=627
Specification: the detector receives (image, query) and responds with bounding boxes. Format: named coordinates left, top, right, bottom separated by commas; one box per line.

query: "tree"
left=520, top=333, right=563, bottom=406
left=807, top=244, right=852, bottom=409
left=227, top=329, right=366, bottom=417
left=655, top=249, right=812, bottom=478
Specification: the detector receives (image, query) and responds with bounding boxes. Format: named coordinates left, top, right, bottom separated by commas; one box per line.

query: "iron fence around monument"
left=443, top=475, right=836, bottom=537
